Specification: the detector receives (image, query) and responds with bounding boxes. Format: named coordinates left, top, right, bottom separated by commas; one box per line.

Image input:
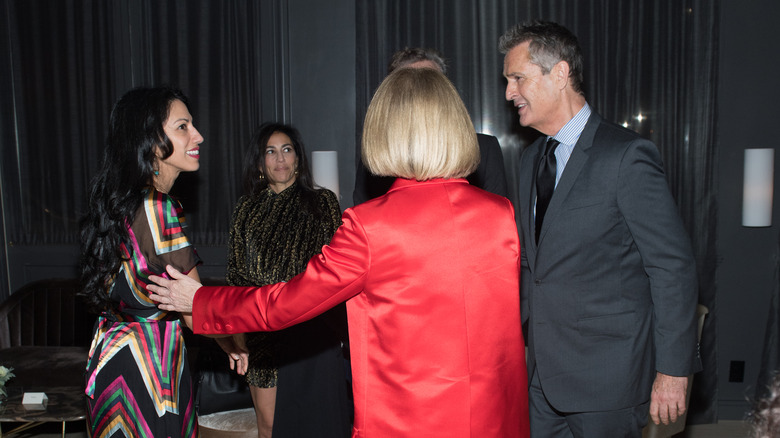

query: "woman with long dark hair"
left=80, top=86, right=204, bottom=437
left=220, top=122, right=351, bottom=437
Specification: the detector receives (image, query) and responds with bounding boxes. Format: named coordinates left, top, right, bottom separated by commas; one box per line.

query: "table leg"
left=1, top=421, right=45, bottom=436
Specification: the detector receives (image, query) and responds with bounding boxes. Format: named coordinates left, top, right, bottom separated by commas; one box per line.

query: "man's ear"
left=553, top=60, right=570, bottom=90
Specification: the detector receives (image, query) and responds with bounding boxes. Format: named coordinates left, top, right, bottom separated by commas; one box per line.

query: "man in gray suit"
left=500, top=21, right=700, bottom=437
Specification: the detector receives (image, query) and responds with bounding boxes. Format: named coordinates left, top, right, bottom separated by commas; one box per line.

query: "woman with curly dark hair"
left=80, top=85, right=204, bottom=437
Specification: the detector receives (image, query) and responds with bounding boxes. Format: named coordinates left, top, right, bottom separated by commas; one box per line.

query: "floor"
left=0, top=420, right=754, bottom=437
left=676, top=420, right=753, bottom=437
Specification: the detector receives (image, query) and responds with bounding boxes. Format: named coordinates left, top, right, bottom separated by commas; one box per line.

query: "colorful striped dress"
left=86, top=189, right=201, bottom=438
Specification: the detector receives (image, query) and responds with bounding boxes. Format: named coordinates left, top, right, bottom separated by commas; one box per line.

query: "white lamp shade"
left=742, top=148, right=775, bottom=227
left=311, top=151, right=340, bottom=199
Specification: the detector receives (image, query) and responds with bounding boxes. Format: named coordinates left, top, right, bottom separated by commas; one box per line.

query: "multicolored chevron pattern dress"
left=86, top=189, right=201, bottom=438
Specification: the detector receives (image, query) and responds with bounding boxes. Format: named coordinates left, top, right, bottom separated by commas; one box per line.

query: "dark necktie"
left=535, top=138, right=560, bottom=243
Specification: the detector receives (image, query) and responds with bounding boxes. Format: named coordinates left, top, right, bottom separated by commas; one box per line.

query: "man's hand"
left=148, top=265, right=201, bottom=313
left=649, top=372, right=689, bottom=425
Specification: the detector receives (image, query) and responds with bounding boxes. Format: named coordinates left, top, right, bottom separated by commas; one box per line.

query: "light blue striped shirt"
left=549, top=103, right=591, bottom=187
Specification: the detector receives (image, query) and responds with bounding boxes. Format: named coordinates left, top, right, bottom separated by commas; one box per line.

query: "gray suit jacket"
left=518, top=111, right=700, bottom=412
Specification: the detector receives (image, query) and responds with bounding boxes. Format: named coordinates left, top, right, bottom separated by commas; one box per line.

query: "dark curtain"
left=356, top=0, right=719, bottom=424
left=0, top=0, right=290, bottom=248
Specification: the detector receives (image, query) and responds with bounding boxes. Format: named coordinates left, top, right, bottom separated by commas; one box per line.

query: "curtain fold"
left=356, top=0, right=718, bottom=423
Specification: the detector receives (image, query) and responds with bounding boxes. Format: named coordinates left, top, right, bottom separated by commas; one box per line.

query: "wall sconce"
left=311, top=151, right=340, bottom=199
left=742, top=148, right=775, bottom=227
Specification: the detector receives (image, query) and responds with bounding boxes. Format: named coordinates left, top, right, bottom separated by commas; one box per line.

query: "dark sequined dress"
left=226, top=182, right=352, bottom=436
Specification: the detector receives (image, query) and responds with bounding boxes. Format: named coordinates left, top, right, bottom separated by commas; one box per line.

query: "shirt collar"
left=551, top=103, right=591, bottom=146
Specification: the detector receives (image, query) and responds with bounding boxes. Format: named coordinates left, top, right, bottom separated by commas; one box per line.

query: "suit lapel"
left=535, top=112, right=602, bottom=247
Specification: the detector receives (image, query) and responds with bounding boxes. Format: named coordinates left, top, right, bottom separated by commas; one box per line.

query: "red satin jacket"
left=193, top=178, right=529, bottom=437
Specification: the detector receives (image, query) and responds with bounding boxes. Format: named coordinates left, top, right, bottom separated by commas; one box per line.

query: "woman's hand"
left=215, top=335, right=250, bottom=375
left=148, top=265, right=201, bottom=313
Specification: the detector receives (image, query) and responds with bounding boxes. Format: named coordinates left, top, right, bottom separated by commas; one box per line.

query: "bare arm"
left=154, top=267, right=249, bottom=373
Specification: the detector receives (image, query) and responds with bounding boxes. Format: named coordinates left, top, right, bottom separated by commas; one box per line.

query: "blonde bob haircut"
left=362, top=68, right=479, bottom=180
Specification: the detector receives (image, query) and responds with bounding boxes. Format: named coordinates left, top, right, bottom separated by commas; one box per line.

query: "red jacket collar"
left=387, top=177, right=469, bottom=193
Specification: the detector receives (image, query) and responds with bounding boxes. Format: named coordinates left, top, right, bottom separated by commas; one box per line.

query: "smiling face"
left=503, top=41, right=565, bottom=136
left=155, top=99, right=203, bottom=191
left=262, top=131, right=298, bottom=193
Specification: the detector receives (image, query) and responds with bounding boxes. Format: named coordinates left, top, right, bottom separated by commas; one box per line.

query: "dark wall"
left=716, top=0, right=780, bottom=420
left=289, top=0, right=356, bottom=211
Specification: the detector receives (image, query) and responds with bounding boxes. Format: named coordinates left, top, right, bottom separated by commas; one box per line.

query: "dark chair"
left=0, top=278, right=95, bottom=349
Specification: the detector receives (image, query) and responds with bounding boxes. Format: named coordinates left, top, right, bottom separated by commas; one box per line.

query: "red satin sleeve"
left=192, top=210, right=368, bottom=335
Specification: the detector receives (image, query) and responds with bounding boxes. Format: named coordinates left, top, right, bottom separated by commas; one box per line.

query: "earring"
left=259, top=173, right=264, bottom=180
left=154, top=170, right=160, bottom=176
